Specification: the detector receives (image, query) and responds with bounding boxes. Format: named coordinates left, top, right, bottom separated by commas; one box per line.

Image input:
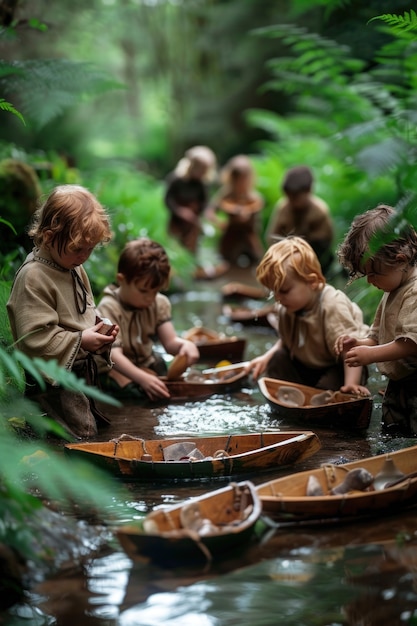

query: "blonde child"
left=247, top=237, right=369, bottom=394
left=7, top=184, right=118, bottom=439
left=207, top=154, right=264, bottom=267
left=337, top=204, right=417, bottom=435
left=164, top=145, right=217, bottom=254
left=97, top=237, right=199, bottom=401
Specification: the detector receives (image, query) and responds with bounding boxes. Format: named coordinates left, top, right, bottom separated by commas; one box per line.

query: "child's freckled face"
left=118, top=276, right=160, bottom=309
left=275, top=274, right=318, bottom=313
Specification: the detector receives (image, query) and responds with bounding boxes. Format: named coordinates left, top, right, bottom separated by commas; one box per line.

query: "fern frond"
left=369, top=10, right=417, bottom=33
left=0, top=59, right=124, bottom=129
left=0, top=97, right=25, bottom=125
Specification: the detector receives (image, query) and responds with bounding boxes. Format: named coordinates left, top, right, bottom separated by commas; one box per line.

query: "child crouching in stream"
left=7, top=184, right=119, bottom=439
left=246, top=236, right=370, bottom=395
left=337, top=204, right=417, bottom=436
left=97, top=237, right=199, bottom=401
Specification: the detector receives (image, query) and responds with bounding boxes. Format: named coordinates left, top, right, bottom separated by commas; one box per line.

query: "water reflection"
left=5, top=274, right=417, bottom=625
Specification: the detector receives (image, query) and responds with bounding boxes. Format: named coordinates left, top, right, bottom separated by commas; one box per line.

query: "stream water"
left=4, top=267, right=417, bottom=626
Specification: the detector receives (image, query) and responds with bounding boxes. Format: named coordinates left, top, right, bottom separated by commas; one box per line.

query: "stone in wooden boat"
left=258, top=377, right=372, bottom=430
left=257, top=444, right=417, bottom=523
left=115, top=480, right=262, bottom=565
left=64, top=430, right=321, bottom=481
left=183, top=326, right=246, bottom=362
left=162, top=362, right=249, bottom=401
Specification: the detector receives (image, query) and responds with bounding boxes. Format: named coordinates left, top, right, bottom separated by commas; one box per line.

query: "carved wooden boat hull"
left=64, top=431, right=321, bottom=481
left=183, top=326, right=246, bottom=362
left=222, top=303, right=275, bottom=327
left=116, top=480, right=262, bottom=564
left=258, top=377, right=372, bottom=430
left=163, top=363, right=248, bottom=400
left=257, top=444, right=417, bottom=523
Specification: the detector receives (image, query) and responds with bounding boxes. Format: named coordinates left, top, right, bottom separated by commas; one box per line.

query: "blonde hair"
left=174, top=145, right=217, bottom=182
left=29, top=184, right=112, bottom=254
left=256, top=236, right=325, bottom=293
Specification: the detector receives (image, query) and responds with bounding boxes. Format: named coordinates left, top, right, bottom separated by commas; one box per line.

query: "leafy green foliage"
left=369, top=10, right=417, bottom=33
left=0, top=97, right=25, bottom=124
left=0, top=59, right=124, bottom=129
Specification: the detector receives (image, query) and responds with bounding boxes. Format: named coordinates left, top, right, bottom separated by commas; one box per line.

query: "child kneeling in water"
left=247, top=236, right=369, bottom=395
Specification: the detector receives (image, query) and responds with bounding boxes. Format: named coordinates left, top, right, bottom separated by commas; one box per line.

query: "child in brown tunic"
left=337, top=204, right=417, bottom=435
left=247, top=237, right=369, bottom=395
left=98, top=238, right=199, bottom=401
left=7, top=184, right=118, bottom=439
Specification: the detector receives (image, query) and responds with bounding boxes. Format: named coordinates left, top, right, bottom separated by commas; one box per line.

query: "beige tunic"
left=6, top=248, right=109, bottom=383
left=97, top=284, right=171, bottom=368
left=368, top=271, right=417, bottom=380
left=277, top=284, right=369, bottom=368
left=267, top=195, right=333, bottom=243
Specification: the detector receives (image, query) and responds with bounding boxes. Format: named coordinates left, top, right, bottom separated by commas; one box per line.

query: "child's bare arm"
left=110, top=347, right=170, bottom=400
left=345, top=338, right=417, bottom=368
left=158, top=321, right=200, bottom=364
left=334, top=334, right=376, bottom=356
left=246, top=339, right=282, bottom=381
left=341, top=361, right=370, bottom=396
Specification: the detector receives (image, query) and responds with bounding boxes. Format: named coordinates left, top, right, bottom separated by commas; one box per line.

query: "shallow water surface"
left=4, top=273, right=417, bottom=626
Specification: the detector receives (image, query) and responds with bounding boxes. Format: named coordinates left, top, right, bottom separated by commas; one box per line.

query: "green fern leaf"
left=0, top=97, right=25, bottom=125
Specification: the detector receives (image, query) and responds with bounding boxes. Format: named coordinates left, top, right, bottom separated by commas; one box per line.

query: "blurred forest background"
left=1, top=0, right=416, bottom=308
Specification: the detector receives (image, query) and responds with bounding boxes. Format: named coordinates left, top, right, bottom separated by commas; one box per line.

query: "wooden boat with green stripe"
left=65, top=430, right=321, bottom=481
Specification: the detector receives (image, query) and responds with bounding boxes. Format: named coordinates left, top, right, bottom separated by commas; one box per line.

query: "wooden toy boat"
left=258, top=377, right=372, bottom=430
left=183, top=326, right=246, bottom=362
left=257, top=444, right=417, bottom=523
left=64, top=430, right=321, bottom=481
left=115, top=480, right=262, bottom=564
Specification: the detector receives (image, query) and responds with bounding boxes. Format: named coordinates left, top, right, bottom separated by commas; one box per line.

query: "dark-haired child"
left=98, top=237, right=199, bottom=401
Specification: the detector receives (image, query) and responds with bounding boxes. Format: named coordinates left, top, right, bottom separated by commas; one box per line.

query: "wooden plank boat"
left=162, top=362, right=248, bottom=401
left=257, top=444, right=417, bottom=523
left=64, top=430, right=321, bottom=481
left=116, top=480, right=262, bottom=564
left=258, top=377, right=372, bottom=430
left=183, top=326, right=246, bottom=362
left=222, top=303, right=276, bottom=327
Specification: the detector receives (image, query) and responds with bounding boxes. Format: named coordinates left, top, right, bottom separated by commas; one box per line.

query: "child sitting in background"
left=207, top=154, right=264, bottom=267
left=98, top=237, right=199, bottom=401
left=7, top=184, right=118, bottom=439
left=246, top=236, right=369, bottom=395
left=267, top=165, right=334, bottom=274
left=337, top=204, right=417, bottom=435
left=164, top=145, right=217, bottom=254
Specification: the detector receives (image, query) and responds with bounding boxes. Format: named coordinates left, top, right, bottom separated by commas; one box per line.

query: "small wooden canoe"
left=162, top=362, right=248, bottom=401
left=64, top=431, right=321, bottom=481
left=258, top=377, right=372, bottom=430
left=257, top=444, right=417, bottom=523
left=183, top=326, right=246, bottom=362
left=116, top=480, right=261, bottom=564
left=222, top=303, right=276, bottom=327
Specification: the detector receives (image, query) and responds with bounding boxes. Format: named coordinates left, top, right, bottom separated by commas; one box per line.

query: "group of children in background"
left=6, top=151, right=417, bottom=440
left=164, top=146, right=334, bottom=275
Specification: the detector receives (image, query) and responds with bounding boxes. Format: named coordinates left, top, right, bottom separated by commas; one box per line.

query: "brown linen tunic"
left=97, top=284, right=172, bottom=369
left=7, top=248, right=110, bottom=383
left=277, top=284, right=369, bottom=368
left=368, top=270, right=417, bottom=381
